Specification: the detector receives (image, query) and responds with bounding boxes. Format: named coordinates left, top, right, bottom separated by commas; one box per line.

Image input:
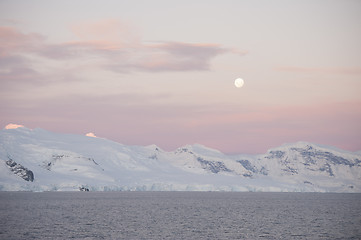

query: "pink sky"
left=1, top=1, right=361, bottom=154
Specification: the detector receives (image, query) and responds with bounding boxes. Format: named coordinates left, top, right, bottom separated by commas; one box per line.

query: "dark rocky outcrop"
left=5, top=157, right=34, bottom=182
left=196, top=157, right=232, bottom=174
left=79, top=186, right=89, bottom=191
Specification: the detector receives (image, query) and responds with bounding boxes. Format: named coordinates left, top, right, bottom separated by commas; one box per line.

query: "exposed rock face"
left=196, top=157, right=232, bottom=174
left=262, top=144, right=361, bottom=178
left=237, top=159, right=268, bottom=177
left=5, top=158, right=34, bottom=182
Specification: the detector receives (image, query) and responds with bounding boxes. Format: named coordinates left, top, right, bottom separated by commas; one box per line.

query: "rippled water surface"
left=0, top=192, right=360, bottom=239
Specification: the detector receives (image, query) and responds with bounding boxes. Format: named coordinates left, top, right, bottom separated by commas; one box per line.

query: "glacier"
left=0, top=127, right=360, bottom=192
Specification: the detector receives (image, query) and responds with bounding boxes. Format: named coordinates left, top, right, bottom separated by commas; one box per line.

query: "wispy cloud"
left=275, top=66, right=361, bottom=75
left=106, top=41, right=230, bottom=72
left=0, top=26, right=44, bottom=57
left=0, top=26, right=44, bottom=88
left=0, top=20, right=243, bottom=86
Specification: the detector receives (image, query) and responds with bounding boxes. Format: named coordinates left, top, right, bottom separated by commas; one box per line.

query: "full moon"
left=234, top=78, right=244, bottom=88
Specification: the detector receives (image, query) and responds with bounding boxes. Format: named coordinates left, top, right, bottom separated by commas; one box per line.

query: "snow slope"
left=0, top=127, right=360, bottom=192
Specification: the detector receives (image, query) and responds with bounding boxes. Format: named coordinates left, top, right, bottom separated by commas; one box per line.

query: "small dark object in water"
left=79, top=187, right=89, bottom=191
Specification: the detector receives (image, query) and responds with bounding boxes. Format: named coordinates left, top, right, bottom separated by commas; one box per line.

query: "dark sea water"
left=0, top=192, right=360, bottom=239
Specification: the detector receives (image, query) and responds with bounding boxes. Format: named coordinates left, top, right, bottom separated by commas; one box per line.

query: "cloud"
left=4, top=123, right=24, bottom=129
left=275, top=66, right=361, bottom=75
left=147, top=42, right=229, bottom=71
left=105, top=41, right=230, bottom=72
left=71, top=19, right=140, bottom=47
left=0, top=27, right=46, bottom=88
left=0, top=26, right=44, bottom=57
left=67, top=19, right=237, bottom=72
left=0, top=20, right=242, bottom=83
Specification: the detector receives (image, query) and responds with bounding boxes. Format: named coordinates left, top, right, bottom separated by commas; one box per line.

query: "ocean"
left=0, top=192, right=360, bottom=239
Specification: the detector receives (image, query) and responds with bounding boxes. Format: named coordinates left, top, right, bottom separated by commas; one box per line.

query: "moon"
left=234, top=78, right=244, bottom=88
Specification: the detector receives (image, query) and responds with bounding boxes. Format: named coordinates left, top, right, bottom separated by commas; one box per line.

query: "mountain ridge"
left=0, top=127, right=360, bottom=192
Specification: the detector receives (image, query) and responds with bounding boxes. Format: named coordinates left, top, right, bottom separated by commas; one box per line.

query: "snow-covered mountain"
left=1, top=127, right=360, bottom=192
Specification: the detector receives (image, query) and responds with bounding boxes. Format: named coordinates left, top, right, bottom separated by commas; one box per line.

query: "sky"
left=1, top=0, right=361, bottom=154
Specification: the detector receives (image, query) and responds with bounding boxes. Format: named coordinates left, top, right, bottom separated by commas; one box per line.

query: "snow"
left=4, top=123, right=25, bottom=130
left=0, top=127, right=360, bottom=192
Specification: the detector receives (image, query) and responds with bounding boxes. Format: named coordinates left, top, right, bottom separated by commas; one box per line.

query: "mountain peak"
left=177, top=144, right=223, bottom=155
left=145, top=144, right=163, bottom=152
left=267, top=141, right=355, bottom=157
left=4, top=123, right=26, bottom=130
